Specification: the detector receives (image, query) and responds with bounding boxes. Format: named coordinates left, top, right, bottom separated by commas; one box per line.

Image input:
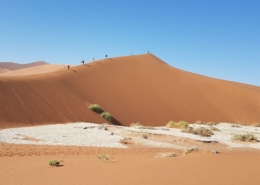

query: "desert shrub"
left=155, top=152, right=177, bottom=158
left=119, top=138, right=128, bottom=144
left=252, top=123, right=260, bottom=127
left=166, top=121, right=175, bottom=128
left=232, top=134, right=258, bottom=142
left=182, top=127, right=213, bottom=137
left=88, top=104, right=104, bottom=113
left=100, top=112, right=112, bottom=121
left=142, top=134, right=148, bottom=139
left=206, top=122, right=216, bottom=126
left=166, top=121, right=189, bottom=129
left=210, top=126, right=220, bottom=131
left=97, top=154, right=110, bottom=161
left=178, top=121, right=189, bottom=128
left=49, top=160, right=60, bottom=167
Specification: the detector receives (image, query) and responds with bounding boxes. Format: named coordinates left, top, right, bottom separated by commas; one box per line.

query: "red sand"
left=1, top=54, right=260, bottom=128
left=0, top=143, right=259, bottom=185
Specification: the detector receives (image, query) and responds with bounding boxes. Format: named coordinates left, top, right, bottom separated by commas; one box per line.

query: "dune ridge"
left=0, top=53, right=260, bottom=128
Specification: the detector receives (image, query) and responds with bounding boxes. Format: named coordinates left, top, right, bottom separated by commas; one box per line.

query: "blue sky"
left=0, top=0, right=259, bottom=86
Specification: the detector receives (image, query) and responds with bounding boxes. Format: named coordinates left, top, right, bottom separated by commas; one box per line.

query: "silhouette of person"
left=68, top=65, right=70, bottom=69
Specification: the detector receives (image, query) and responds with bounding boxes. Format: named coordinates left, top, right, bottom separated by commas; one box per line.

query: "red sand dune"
left=0, top=53, right=260, bottom=128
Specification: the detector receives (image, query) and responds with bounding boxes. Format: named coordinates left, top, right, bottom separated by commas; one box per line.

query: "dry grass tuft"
left=166, top=121, right=189, bottom=129
left=232, top=134, right=258, bottom=142
left=182, top=127, right=213, bottom=137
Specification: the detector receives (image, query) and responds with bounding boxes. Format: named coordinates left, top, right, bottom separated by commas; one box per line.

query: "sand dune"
left=0, top=53, right=260, bottom=128
left=0, top=64, right=69, bottom=76
left=0, top=66, right=10, bottom=74
left=0, top=61, right=48, bottom=71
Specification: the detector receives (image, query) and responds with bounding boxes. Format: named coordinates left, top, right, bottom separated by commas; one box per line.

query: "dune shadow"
left=95, top=62, right=103, bottom=65
left=111, top=117, right=123, bottom=126
left=70, top=70, right=78, bottom=73
left=56, top=164, right=64, bottom=167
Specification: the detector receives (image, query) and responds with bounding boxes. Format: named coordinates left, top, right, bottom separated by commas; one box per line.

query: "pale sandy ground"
left=0, top=122, right=260, bottom=185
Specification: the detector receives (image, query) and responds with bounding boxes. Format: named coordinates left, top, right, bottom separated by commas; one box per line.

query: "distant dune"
left=0, top=64, right=69, bottom=76
left=0, top=54, right=260, bottom=128
left=0, top=61, right=48, bottom=71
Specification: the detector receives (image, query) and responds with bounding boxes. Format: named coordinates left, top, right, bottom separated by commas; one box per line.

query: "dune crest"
left=0, top=53, right=260, bottom=128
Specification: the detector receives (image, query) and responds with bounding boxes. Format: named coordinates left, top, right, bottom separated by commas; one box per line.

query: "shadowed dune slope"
left=0, top=54, right=260, bottom=128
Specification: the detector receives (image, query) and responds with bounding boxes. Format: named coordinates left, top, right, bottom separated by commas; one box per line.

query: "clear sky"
left=0, top=0, right=259, bottom=86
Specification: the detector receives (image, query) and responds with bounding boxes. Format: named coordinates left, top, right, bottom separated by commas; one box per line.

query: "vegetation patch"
left=166, top=121, right=189, bottom=129
left=210, top=126, right=220, bottom=131
left=232, top=134, right=258, bottom=142
left=100, top=112, right=112, bottom=121
left=97, top=154, right=110, bottom=161
left=119, top=138, right=128, bottom=144
left=88, top=104, right=104, bottom=113
left=49, top=160, right=60, bottom=167
left=155, top=152, right=177, bottom=158
left=182, top=127, right=213, bottom=137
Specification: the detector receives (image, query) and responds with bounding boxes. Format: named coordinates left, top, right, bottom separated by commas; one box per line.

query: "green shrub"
left=100, top=112, right=112, bottom=121
left=233, top=134, right=258, bottom=142
left=88, top=104, right=104, bottom=113
left=166, top=121, right=189, bottom=129
left=182, top=127, right=213, bottom=137
left=49, top=160, right=60, bottom=167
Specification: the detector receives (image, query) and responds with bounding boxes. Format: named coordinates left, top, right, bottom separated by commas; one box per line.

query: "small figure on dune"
left=93, top=57, right=95, bottom=61
left=148, top=51, right=149, bottom=53
left=67, top=65, right=70, bottom=69
left=81, top=60, right=85, bottom=65
left=105, top=55, right=108, bottom=59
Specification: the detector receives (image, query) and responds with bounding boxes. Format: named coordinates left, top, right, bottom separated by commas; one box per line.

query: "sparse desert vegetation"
left=232, top=134, right=258, bottom=142
left=182, top=127, right=213, bottom=137
left=166, top=121, right=189, bottom=129
left=97, top=154, right=110, bottom=161
left=49, top=160, right=60, bottom=167
left=88, top=104, right=104, bottom=113
left=100, top=112, right=112, bottom=121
